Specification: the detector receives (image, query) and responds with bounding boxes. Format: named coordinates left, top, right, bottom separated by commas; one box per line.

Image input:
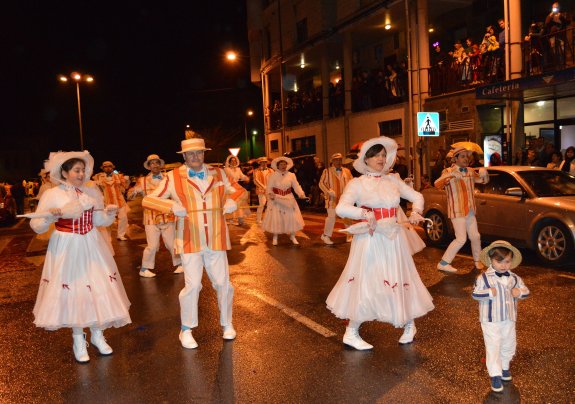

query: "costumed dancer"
left=253, top=157, right=273, bottom=224
left=262, top=156, right=307, bottom=246
left=224, top=155, right=250, bottom=225
left=143, top=137, right=239, bottom=349
left=434, top=146, right=489, bottom=273
left=326, top=136, right=434, bottom=350
left=30, top=151, right=131, bottom=363
left=128, top=154, right=183, bottom=278
left=472, top=240, right=529, bottom=393
left=319, top=153, right=353, bottom=244
left=93, top=161, right=130, bottom=240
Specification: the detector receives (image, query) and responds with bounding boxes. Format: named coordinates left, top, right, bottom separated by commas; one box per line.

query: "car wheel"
left=424, top=210, right=450, bottom=247
left=534, top=221, right=573, bottom=266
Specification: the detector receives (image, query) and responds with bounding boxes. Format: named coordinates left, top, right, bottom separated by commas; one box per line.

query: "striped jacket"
left=142, top=164, right=239, bottom=254
left=472, top=267, right=530, bottom=322
left=434, top=165, right=488, bottom=218
left=129, top=173, right=175, bottom=225
left=253, top=167, right=274, bottom=195
left=319, top=167, right=353, bottom=209
left=93, top=172, right=128, bottom=208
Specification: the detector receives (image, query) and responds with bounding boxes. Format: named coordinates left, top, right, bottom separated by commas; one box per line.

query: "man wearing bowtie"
left=253, top=157, right=274, bottom=224
left=434, top=146, right=489, bottom=273
left=143, top=137, right=239, bottom=349
left=93, top=161, right=130, bottom=240
left=128, top=154, right=183, bottom=278
left=319, top=153, right=353, bottom=244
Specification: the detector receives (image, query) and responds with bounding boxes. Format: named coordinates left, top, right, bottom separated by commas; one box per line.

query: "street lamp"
left=244, top=109, right=254, bottom=161
left=58, top=72, right=93, bottom=150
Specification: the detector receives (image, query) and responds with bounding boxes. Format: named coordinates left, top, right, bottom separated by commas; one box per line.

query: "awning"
left=475, top=67, right=575, bottom=102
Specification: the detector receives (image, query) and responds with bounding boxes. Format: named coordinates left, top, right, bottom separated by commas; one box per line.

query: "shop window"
left=270, top=139, right=279, bottom=152
left=524, top=100, right=553, bottom=123
left=291, top=135, right=316, bottom=155
left=557, top=97, right=575, bottom=119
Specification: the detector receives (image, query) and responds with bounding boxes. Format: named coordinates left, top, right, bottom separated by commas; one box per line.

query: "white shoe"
left=321, top=234, right=334, bottom=245
left=90, top=328, right=113, bottom=355
left=272, top=236, right=278, bottom=246
left=72, top=333, right=90, bottom=363
left=398, top=321, right=417, bottom=344
left=179, top=329, right=198, bottom=349
left=139, top=269, right=156, bottom=278
left=437, top=262, right=458, bottom=273
left=290, top=236, right=299, bottom=245
left=173, top=265, right=184, bottom=274
left=223, top=325, right=237, bottom=340
left=117, top=236, right=128, bottom=241
left=343, top=327, right=373, bottom=350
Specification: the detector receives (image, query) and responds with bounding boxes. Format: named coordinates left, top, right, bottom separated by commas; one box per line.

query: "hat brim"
left=177, top=147, right=211, bottom=154
left=271, top=157, right=294, bottom=171
left=143, top=158, right=165, bottom=170
left=353, top=136, right=398, bottom=174
left=480, top=241, right=522, bottom=269
left=225, top=155, right=241, bottom=167
left=49, top=151, right=95, bottom=186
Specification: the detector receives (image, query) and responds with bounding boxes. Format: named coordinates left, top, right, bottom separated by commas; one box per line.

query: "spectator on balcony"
left=431, top=43, right=449, bottom=94
left=498, top=19, right=506, bottom=51
left=465, top=38, right=482, bottom=84
left=545, top=2, right=571, bottom=66
left=481, top=26, right=500, bottom=82
left=547, top=151, right=563, bottom=169
left=524, top=23, right=545, bottom=75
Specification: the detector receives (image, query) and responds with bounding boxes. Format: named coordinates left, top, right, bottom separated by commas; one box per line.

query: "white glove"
left=172, top=202, right=187, bottom=217
left=478, top=167, right=488, bottom=181
left=328, top=190, right=336, bottom=198
left=223, top=198, right=237, bottom=214
left=105, top=204, right=119, bottom=216
left=362, top=210, right=377, bottom=233
left=408, top=211, right=425, bottom=225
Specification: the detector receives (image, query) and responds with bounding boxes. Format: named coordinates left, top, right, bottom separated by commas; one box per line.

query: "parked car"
left=422, top=166, right=575, bottom=266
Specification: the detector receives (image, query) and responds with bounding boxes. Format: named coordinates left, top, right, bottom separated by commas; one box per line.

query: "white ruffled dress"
left=30, top=185, right=131, bottom=331
left=262, top=171, right=306, bottom=234
left=326, top=173, right=434, bottom=327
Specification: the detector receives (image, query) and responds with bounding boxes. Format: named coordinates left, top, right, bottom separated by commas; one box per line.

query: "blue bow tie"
left=459, top=167, right=468, bottom=173
left=495, top=271, right=510, bottom=277
left=189, top=170, right=205, bottom=180
left=152, top=174, right=162, bottom=180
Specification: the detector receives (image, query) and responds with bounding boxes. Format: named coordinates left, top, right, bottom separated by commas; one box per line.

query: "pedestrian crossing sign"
left=417, top=112, right=440, bottom=137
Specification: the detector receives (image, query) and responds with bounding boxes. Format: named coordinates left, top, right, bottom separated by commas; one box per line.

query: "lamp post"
left=58, top=72, right=93, bottom=150
left=244, top=109, right=254, bottom=161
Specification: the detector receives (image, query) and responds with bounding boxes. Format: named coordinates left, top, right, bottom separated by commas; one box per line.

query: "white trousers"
left=323, top=208, right=352, bottom=237
left=256, top=194, right=267, bottom=223
left=142, top=222, right=181, bottom=269
left=179, top=249, right=234, bottom=328
left=441, top=211, right=481, bottom=263
left=117, top=205, right=129, bottom=238
left=481, top=320, right=516, bottom=377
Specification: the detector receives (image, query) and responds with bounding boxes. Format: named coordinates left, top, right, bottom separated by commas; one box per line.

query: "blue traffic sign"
left=417, top=112, right=440, bottom=137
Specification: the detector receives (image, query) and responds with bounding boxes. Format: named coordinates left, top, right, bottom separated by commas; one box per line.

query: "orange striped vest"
left=94, top=172, right=127, bottom=208
left=140, top=175, right=175, bottom=225
left=444, top=166, right=478, bottom=218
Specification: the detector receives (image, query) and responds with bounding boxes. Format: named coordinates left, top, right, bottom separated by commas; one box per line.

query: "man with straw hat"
left=319, top=153, right=353, bottom=244
left=128, top=154, right=183, bottom=278
left=253, top=156, right=274, bottom=224
left=93, top=161, right=130, bottom=241
left=472, top=240, right=530, bottom=392
left=143, top=137, right=239, bottom=349
left=434, top=145, right=489, bottom=273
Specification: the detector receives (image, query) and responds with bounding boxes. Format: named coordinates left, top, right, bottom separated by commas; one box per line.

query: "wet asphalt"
left=0, top=202, right=574, bottom=403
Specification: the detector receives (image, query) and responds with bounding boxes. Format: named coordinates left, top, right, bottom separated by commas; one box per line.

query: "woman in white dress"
left=30, top=151, right=131, bottom=363
left=262, top=156, right=306, bottom=245
left=326, top=136, right=434, bottom=350
left=224, top=155, right=250, bottom=225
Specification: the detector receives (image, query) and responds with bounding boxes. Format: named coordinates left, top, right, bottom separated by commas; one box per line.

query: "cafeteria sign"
left=417, top=112, right=440, bottom=137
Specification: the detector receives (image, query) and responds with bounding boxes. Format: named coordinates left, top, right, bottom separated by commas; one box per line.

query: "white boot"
left=343, top=327, right=373, bottom=350
left=72, top=333, right=90, bottom=363
left=90, top=328, right=113, bottom=355
left=398, top=320, right=417, bottom=344
left=290, top=233, right=299, bottom=245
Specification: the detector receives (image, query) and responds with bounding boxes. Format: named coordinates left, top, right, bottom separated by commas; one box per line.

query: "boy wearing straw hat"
left=128, top=154, right=183, bottom=278
left=434, top=146, right=489, bottom=272
left=319, top=153, right=353, bottom=244
left=93, top=161, right=130, bottom=241
left=142, top=137, right=239, bottom=349
left=253, top=156, right=274, bottom=224
left=472, top=240, right=530, bottom=392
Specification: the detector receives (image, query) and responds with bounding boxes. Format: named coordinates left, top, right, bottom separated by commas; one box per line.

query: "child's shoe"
left=501, top=369, right=512, bottom=381
left=490, top=376, right=503, bottom=392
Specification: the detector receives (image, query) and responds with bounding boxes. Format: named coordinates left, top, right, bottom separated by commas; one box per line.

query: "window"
left=478, top=171, right=522, bottom=195
left=270, top=139, right=279, bottom=152
left=291, top=135, right=316, bottom=155
left=296, top=18, right=308, bottom=44
left=378, top=119, right=402, bottom=137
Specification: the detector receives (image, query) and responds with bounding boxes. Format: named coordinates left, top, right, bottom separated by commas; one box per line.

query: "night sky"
left=2, top=1, right=260, bottom=178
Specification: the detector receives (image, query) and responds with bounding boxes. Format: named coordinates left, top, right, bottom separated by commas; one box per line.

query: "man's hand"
left=172, top=202, right=187, bottom=217
left=223, top=199, right=237, bottom=214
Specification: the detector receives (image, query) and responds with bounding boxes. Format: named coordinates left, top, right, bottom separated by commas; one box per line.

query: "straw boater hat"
left=257, top=157, right=269, bottom=163
left=480, top=240, right=522, bottom=269
left=143, top=154, right=165, bottom=170
left=330, top=153, right=343, bottom=161
left=101, top=161, right=115, bottom=169
left=225, top=155, right=241, bottom=168
left=177, top=138, right=211, bottom=154
left=450, top=146, right=472, bottom=159
left=353, top=136, right=398, bottom=175
left=49, top=151, right=94, bottom=185
left=271, top=156, right=294, bottom=171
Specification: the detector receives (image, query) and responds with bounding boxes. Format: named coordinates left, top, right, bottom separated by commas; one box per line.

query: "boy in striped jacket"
left=472, top=240, right=530, bottom=393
